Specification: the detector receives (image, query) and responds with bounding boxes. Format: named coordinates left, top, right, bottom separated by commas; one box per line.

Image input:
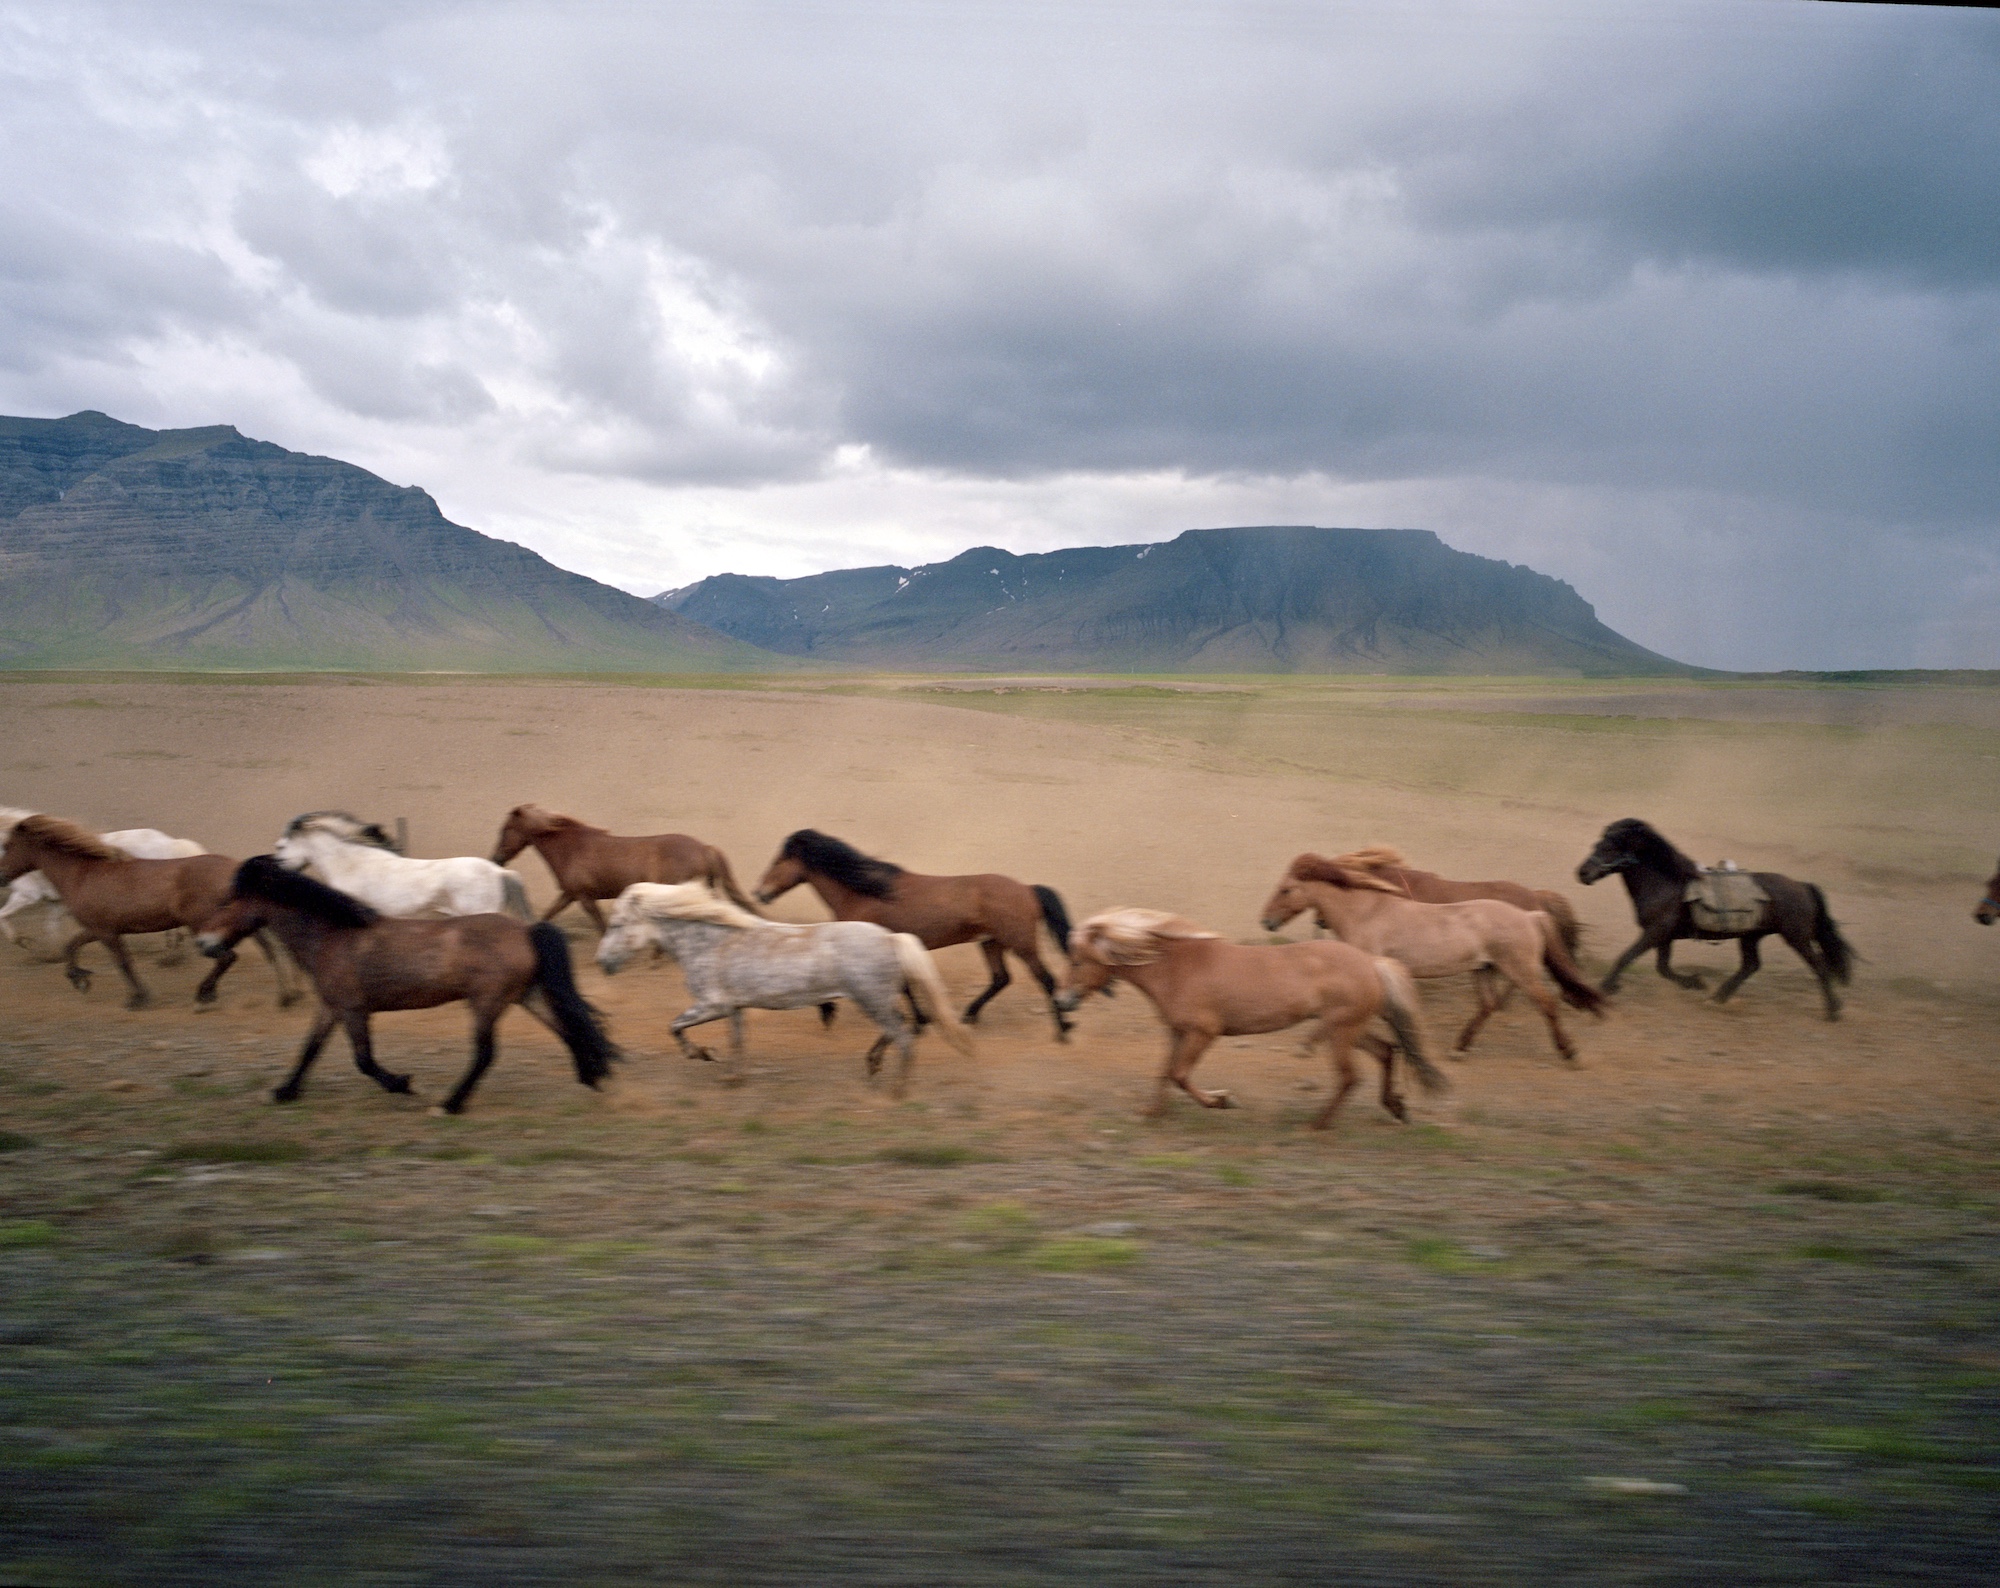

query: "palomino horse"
left=196, top=857, right=616, bottom=1114
left=1313, top=845, right=1582, bottom=955
left=1577, top=818, right=1854, bottom=1019
left=490, top=804, right=757, bottom=930
left=1975, top=857, right=1998, bottom=926
left=277, top=812, right=531, bottom=919
left=755, top=829, right=1075, bottom=1040
left=1261, top=856, right=1605, bottom=1063
left=597, top=881, right=972, bottom=1096
left=0, top=815, right=296, bottom=1009
left=0, top=813, right=207, bottom=955
left=1054, top=907, right=1443, bottom=1129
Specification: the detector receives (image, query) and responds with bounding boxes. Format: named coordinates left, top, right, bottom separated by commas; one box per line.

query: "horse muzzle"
left=1977, top=898, right=1999, bottom=926
left=1576, top=857, right=1615, bottom=885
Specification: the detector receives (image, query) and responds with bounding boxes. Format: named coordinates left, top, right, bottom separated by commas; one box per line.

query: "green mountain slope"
left=0, top=411, right=774, bottom=672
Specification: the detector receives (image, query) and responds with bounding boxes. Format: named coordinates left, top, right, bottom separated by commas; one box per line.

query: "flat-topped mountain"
left=0, top=411, right=766, bottom=672
left=658, top=525, right=1697, bottom=675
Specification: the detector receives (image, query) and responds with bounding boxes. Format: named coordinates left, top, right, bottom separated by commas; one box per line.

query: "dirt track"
left=2, top=675, right=1996, bottom=1585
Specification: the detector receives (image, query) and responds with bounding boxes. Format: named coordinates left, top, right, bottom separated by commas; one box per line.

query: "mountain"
left=0, top=411, right=771, bottom=672
left=657, top=526, right=1698, bottom=675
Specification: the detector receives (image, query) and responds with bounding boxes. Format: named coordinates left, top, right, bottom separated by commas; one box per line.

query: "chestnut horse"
left=1054, top=907, right=1443, bottom=1129
left=1316, top=845, right=1581, bottom=955
left=755, top=829, right=1075, bottom=1040
left=1261, top=856, right=1605, bottom=1063
left=1975, top=857, right=1998, bottom=926
left=490, top=804, right=757, bottom=931
left=195, top=857, right=616, bottom=1114
left=0, top=815, right=296, bottom=1009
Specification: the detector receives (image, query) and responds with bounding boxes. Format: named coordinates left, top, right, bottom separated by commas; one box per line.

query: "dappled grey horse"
left=596, top=881, right=972, bottom=1095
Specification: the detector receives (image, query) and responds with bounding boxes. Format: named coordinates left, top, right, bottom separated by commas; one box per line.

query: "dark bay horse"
left=754, top=829, right=1076, bottom=1039
left=0, top=815, right=296, bottom=1009
left=195, top=857, right=616, bottom=1114
left=490, top=804, right=756, bottom=931
left=1055, top=906, right=1443, bottom=1129
left=1976, top=857, right=1999, bottom=926
left=1577, top=818, right=1854, bottom=1019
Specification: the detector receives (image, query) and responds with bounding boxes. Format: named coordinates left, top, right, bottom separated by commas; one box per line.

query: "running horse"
left=195, top=857, right=616, bottom=1114
left=1310, top=845, right=1581, bottom=955
left=754, top=830, right=1076, bottom=1040
left=1976, top=857, right=1999, bottom=926
left=1576, top=817, right=1854, bottom=1019
left=0, top=815, right=296, bottom=1009
left=1055, top=907, right=1444, bottom=1129
left=490, top=804, right=758, bottom=931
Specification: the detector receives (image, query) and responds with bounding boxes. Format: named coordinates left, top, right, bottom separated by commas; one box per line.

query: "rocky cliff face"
left=0, top=412, right=767, bottom=672
left=660, top=526, right=1697, bottom=675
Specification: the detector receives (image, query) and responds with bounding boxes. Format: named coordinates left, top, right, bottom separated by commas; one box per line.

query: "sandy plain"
left=0, top=672, right=1995, bottom=1585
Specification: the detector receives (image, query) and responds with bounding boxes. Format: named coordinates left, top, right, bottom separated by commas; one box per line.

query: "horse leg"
left=435, top=1006, right=501, bottom=1115
left=1712, top=934, right=1763, bottom=1005
left=1777, top=919, right=1842, bottom=1021
left=539, top=891, right=576, bottom=924
left=1656, top=939, right=1705, bottom=991
left=580, top=897, right=610, bottom=934
left=518, top=986, right=564, bottom=1037
left=192, top=940, right=235, bottom=1006
left=863, top=1034, right=891, bottom=1078
left=273, top=1006, right=338, bottom=1103
left=962, top=939, right=1010, bottom=1024
left=1358, top=1031, right=1406, bottom=1122
left=342, top=1010, right=414, bottom=1097
left=823, top=1001, right=844, bottom=1029
left=1602, top=917, right=1679, bottom=992
left=1146, top=1028, right=1226, bottom=1116
left=1014, top=945, right=1073, bottom=1043
left=1310, top=1029, right=1363, bottom=1131
left=250, top=928, right=300, bottom=1007
left=101, top=935, right=151, bottom=1010
left=1511, top=964, right=1577, bottom=1065
left=60, top=928, right=100, bottom=994
left=669, top=1003, right=735, bottom=1062
left=856, top=989, right=917, bottom=1095
left=1454, top=967, right=1502, bottom=1054
left=729, top=1009, right=747, bottom=1063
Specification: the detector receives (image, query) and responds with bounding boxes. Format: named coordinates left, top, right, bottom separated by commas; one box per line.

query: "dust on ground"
left=1, top=674, right=1996, bottom=1585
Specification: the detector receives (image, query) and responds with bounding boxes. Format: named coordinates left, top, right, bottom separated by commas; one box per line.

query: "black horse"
left=1576, top=818, right=1854, bottom=1020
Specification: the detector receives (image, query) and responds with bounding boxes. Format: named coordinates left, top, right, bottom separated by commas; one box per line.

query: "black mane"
left=1600, top=818, right=1701, bottom=881
left=234, top=856, right=381, bottom=928
left=779, top=829, right=904, bottom=899
left=285, top=810, right=396, bottom=849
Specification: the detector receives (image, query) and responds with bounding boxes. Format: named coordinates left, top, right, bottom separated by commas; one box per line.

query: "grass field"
left=1, top=673, right=1995, bottom=1584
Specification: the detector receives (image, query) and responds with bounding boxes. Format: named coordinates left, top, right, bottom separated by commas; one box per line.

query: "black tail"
left=1033, top=885, right=1074, bottom=961
left=528, top=923, right=619, bottom=1087
left=1809, top=885, right=1855, bottom=985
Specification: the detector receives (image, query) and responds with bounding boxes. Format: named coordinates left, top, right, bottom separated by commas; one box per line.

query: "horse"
left=489, top=803, right=757, bottom=931
left=2, top=819, right=207, bottom=958
left=1311, top=844, right=1582, bottom=955
left=1054, top=907, right=1444, bottom=1129
left=1976, top=857, right=1999, bottom=926
left=0, top=815, right=296, bottom=1009
left=754, top=829, right=1076, bottom=1040
left=1576, top=818, right=1854, bottom=1019
left=194, top=857, right=616, bottom=1114
left=1260, top=856, right=1605, bottom=1064
left=276, top=812, right=531, bottom=920
left=596, top=881, right=972, bottom=1096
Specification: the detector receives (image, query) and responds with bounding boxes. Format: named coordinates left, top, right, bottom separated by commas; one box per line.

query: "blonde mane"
left=617, top=880, right=767, bottom=932
left=13, top=814, right=130, bottom=862
left=1072, top=907, right=1220, bottom=966
left=1329, top=844, right=1408, bottom=875
left=1288, top=853, right=1406, bottom=896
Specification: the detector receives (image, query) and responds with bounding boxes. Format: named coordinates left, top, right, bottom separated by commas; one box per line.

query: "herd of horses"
left=0, top=796, right=1952, bottom=1130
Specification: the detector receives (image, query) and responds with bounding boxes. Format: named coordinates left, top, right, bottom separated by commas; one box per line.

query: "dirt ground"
left=1, top=673, right=1996, bottom=1586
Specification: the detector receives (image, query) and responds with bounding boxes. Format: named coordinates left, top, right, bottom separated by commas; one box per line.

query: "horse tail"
left=1033, top=885, right=1074, bottom=961
left=1809, top=885, right=1855, bottom=985
left=893, top=933, right=974, bottom=1056
left=1539, top=912, right=1608, bottom=1015
left=527, top=923, right=619, bottom=1086
left=501, top=871, right=534, bottom=921
left=709, top=849, right=761, bottom=916
left=1373, top=957, right=1445, bottom=1094
left=1533, top=889, right=1583, bottom=958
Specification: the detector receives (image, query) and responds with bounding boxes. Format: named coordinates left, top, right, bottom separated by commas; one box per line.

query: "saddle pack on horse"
left=1683, top=864, right=1768, bottom=937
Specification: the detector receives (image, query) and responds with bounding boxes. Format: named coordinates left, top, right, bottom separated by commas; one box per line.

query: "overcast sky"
left=3, top=1, right=1995, bottom=669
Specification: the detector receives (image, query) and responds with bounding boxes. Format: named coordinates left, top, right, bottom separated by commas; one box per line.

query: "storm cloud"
left=1, top=0, right=1994, bottom=668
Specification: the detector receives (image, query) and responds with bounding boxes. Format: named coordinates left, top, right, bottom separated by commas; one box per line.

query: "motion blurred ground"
left=1, top=674, right=1995, bottom=1584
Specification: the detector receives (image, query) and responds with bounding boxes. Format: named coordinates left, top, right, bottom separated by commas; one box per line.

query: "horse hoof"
left=1213, top=1092, right=1236, bottom=1109
left=426, top=1104, right=452, bottom=1118
left=125, top=995, right=150, bottom=1011
left=272, top=1087, right=301, bottom=1105
left=385, top=1075, right=414, bottom=1095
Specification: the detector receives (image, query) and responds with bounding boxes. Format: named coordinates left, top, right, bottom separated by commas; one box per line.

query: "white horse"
left=597, top=881, right=972, bottom=1095
left=0, top=809, right=208, bottom=957
left=274, top=812, right=532, bottom=920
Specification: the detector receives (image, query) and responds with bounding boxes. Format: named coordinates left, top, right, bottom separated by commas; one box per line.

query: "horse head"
left=1577, top=818, right=1657, bottom=885
left=490, top=804, right=548, bottom=865
left=1258, top=874, right=1316, bottom=933
left=1978, top=856, right=2000, bottom=926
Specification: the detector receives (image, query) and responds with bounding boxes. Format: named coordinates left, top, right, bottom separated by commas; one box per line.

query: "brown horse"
left=1975, top=857, right=1998, bottom=926
left=0, top=815, right=296, bottom=1009
left=1054, top=907, right=1443, bottom=1129
left=1261, top=856, right=1605, bottom=1063
left=754, top=829, right=1076, bottom=1039
left=1316, top=845, right=1582, bottom=955
left=195, top=857, right=616, bottom=1114
left=490, top=804, right=757, bottom=931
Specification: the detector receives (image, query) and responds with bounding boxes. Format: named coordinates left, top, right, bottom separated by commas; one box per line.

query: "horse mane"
left=1287, top=853, right=1406, bottom=895
left=1601, top=818, right=1701, bottom=881
left=617, top=880, right=767, bottom=932
left=233, top=856, right=380, bottom=927
left=1072, top=907, right=1220, bottom=966
left=0, top=807, right=36, bottom=835
left=13, top=814, right=130, bottom=862
left=779, top=829, right=903, bottom=899
left=1328, top=843, right=1409, bottom=875
left=508, top=803, right=584, bottom=834
left=285, top=811, right=397, bottom=850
